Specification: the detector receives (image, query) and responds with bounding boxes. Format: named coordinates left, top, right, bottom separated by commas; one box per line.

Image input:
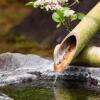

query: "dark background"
left=0, top=0, right=99, bottom=57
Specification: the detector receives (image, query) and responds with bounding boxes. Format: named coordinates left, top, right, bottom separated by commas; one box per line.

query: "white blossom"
left=33, top=0, right=68, bottom=10
left=64, top=10, right=75, bottom=17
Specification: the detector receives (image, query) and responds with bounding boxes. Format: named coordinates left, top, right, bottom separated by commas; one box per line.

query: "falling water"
left=53, top=45, right=68, bottom=87
left=53, top=44, right=70, bottom=86
left=53, top=72, right=61, bottom=87
left=53, top=74, right=58, bottom=85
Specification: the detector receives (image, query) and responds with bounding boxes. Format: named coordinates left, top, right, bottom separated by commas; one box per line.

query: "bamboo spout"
left=54, top=35, right=77, bottom=72
left=54, top=2, right=100, bottom=72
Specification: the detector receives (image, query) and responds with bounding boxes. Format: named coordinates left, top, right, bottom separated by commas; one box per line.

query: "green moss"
left=0, top=86, right=54, bottom=100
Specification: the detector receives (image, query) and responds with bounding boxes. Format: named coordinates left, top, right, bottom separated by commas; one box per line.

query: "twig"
left=69, top=2, right=77, bottom=7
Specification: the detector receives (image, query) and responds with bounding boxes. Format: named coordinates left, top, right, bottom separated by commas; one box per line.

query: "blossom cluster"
left=33, top=0, right=68, bottom=11
left=64, top=10, right=75, bottom=17
left=27, top=0, right=84, bottom=29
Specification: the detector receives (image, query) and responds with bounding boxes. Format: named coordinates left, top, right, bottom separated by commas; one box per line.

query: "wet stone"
left=0, top=53, right=100, bottom=88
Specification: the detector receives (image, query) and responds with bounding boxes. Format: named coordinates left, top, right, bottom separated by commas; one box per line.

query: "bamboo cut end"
left=54, top=35, right=76, bottom=72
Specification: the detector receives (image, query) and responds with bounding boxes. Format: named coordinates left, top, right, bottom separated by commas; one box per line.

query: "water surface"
left=0, top=81, right=100, bottom=100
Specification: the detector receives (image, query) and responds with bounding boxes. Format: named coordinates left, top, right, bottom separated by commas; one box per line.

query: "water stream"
left=53, top=72, right=61, bottom=86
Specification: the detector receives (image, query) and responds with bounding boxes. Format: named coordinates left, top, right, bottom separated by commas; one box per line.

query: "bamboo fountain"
left=54, top=2, right=100, bottom=72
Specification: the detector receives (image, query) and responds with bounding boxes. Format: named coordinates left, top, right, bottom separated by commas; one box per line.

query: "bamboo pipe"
left=54, top=2, right=100, bottom=72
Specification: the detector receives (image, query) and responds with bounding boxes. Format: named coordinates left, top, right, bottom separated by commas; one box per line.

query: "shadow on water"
left=0, top=79, right=100, bottom=100
left=54, top=80, right=100, bottom=100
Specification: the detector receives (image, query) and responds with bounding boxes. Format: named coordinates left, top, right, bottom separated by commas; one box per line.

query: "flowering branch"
left=27, top=0, right=85, bottom=31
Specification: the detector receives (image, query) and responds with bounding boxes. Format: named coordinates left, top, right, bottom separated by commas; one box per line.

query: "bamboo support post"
left=72, top=46, right=100, bottom=67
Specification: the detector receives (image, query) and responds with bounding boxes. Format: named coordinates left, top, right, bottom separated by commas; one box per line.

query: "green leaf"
left=26, top=2, right=34, bottom=6
left=56, top=7, right=70, bottom=17
left=70, top=14, right=77, bottom=21
left=74, top=0, right=80, bottom=3
left=56, top=10, right=64, bottom=18
left=56, top=23, right=61, bottom=28
left=52, top=12, right=61, bottom=23
left=63, top=7, right=70, bottom=11
left=56, top=7, right=70, bottom=23
left=77, top=13, right=85, bottom=20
